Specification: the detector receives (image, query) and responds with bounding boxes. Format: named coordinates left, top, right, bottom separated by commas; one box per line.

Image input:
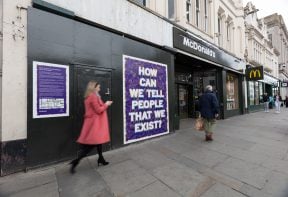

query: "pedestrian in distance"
left=70, top=80, right=113, bottom=174
left=274, top=93, right=281, bottom=113
left=263, top=92, right=269, bottom=112
left=199, top=85, right=220, bottom=141
left=269, top=96, right=274, bottom=109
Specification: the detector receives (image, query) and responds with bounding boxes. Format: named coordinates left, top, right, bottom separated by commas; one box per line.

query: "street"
left=1, top=108, right=288, bottom=197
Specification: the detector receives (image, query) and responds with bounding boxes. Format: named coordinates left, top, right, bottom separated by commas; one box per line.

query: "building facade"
left=143, top=0, right=246, bottom=119
left=264, top=13, right=288, bottom=99
left=0, top=0, right=177, bottom=175
left=244, top=2, right=279, bottom=111
left=0, top=0, right=247, bottom=175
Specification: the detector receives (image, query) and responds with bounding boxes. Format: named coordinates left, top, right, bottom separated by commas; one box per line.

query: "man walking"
left=263, top=92, right=269, bottom=112
left=199, top=85, right=220, bottom=141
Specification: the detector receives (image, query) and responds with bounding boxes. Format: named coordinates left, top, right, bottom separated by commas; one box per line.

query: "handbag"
left=194, top=115, right=204, bottom=131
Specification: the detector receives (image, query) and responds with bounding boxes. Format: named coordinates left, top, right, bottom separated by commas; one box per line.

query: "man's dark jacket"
left=199, top=90, right=219, bottom=119
left=263, top=95, right=269, bottom=102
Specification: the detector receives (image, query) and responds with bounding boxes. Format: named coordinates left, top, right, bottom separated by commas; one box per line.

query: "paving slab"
left=214, top=157, right=271, bottom=189
left=97, top=160, right=156, bottom=196
left=126, top=181, right=181, bottom=197
left=9, top=181, right=59, bottom=197
left=55, top=159, right=108, bottom=197
left=261, top=171, right=288, bottom=197
left=152, top=162, right=212, bottom=197
left=260, top=157, right=288, bottom=175
left=200, top=183, right=246, bottom=197
left=239, top=183, right=273, bottom=197
left=0, top=168, right=56, bottom=196
left=249, top=144, right=288, bottom=160
left=129, top=146, right=175, bottom=172
left=183, top=147, right=229, bottom=168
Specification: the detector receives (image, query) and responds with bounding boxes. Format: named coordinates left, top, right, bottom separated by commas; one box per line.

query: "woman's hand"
left=105, top=101, right=113, bottom=106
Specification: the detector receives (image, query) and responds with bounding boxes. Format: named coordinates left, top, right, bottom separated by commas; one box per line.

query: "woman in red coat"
left=70, top=80, right=113, bottom=174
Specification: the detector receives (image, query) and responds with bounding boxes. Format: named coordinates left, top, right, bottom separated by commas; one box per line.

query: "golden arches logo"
left=249, top=69, right=261, bottom=78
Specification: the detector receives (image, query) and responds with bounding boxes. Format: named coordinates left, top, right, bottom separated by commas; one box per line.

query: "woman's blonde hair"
left=84, top=80, right=98, bottom=98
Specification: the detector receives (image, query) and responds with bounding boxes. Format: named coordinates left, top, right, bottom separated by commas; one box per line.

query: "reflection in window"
left=186, top=0, right=191, bottom=22
left=249, top=81, right=263, bottom=105
left=259, top=82, right=263, bottom=102
left=133, top=0, right=146, bottom=6
left=196, top=0, right=200, bottom=27
left=204, top=0, right=208, bottom=32
left=168, top=0, right=175, bottom=19
left=226, top=73, right=239, bottom=110
left=255, top=82, right=259, bottom=104
left=249, top=81, right=255, bottom=105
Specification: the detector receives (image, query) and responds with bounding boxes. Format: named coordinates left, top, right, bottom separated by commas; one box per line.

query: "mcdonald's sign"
left=246, top=66, right=263, bottom=80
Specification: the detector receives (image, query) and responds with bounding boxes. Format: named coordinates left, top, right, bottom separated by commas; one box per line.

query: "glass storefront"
left=249, top=81, right=255, bottom=105
left=249, top=81, right=264, bottom=105
left=226, top=73, right=239, bottom=110
left=175, top=71, right=217, bottom=118
left=193, top=71, right=217, bottom=115
left=175, top=72, right=193, bottom=119
left=178, top=85, right=189, bottom=119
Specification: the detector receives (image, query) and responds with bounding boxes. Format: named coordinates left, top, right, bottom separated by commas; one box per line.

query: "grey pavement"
left=1, top=108, right=288, bottom=197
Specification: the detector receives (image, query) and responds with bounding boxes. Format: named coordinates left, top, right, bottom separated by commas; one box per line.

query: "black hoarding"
left=246, top=66, right=264, bottom=81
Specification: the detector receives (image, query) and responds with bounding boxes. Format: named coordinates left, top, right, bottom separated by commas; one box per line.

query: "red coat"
left=77, top=93, right=110, bottom=145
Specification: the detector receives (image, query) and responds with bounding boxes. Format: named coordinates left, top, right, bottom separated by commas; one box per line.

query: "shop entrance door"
left=74, top=66, right=112, bottom=151
left=192, top=71, right=217, bottom=117
left=177, top=84, right=190, bottom=119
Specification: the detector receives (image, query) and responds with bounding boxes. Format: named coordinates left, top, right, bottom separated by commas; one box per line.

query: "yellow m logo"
left=249, top=70, right=261, bottom=78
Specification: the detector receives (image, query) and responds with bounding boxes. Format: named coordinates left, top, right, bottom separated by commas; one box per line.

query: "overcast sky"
left=243, top=0, right=288, bottom=25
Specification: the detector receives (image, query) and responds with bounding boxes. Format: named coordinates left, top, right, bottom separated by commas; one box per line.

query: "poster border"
left=122, top=55, right=169, bottom=144
left=32, top=61, right=70, bottom=119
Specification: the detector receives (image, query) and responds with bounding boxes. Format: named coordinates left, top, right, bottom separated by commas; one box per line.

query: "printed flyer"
left=33, top=61, right=69, bottom=118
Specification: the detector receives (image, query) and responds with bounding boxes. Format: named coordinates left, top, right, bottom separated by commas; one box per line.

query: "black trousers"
left=76, top=144, right=103, bottom=162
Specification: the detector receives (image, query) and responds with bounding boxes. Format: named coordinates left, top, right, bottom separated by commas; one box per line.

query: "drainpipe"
left=0, top=0, right=3, bottom=141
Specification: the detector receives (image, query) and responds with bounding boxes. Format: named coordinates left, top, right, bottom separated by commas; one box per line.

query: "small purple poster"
left=33, top=61, right=69, bottom=118
left=123, top=55, right=169, bottom=144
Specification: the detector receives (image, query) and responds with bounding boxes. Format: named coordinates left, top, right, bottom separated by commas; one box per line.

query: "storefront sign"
left=33, top=61, right=69, bottom=118
left=173, top=27, right=246, bottom=71
left=123, top=55, right=169, bottom=144
left=282, top=82, right=288, bottom=87
left=246, top=66, right=264, bottom=81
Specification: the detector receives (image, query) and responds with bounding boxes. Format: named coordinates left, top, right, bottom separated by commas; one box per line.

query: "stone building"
left=264, top=13, right=288, bottom=98
left=244, top=2, right=280, bottom=111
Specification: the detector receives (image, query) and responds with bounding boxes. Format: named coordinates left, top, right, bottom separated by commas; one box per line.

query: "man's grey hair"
left=205, top=85, right=213, bottom=91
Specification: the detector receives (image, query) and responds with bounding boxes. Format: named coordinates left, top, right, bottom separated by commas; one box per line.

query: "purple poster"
left=33, top=61, right=69, bottom=118
left=123, top=55, right=169, bottom=144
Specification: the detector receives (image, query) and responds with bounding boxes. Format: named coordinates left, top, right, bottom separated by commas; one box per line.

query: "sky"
left=243, top=0, right=288, bottom=25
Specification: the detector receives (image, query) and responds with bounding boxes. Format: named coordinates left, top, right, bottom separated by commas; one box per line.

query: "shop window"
left=259, top=82, right=263, bottom=102
left=249, top=81, right=255, bottom=105
left=133, top=0, right=146, bottom=6
left=204, top=0, right=208, bottom=32
left=196, top=0, right=200, bottom=27
left=255, top=82, right=259, bottom=104
left=186, top=0, right=191, bottom=22
left=175, top=72, right=192, bottom=84
left=168, top=0, right=175, bottom=19
left=218, top=15, right=222, bottom=46
left=249, top=81, right=263, bottom=105
left=226, top=73, right=239, bottom=110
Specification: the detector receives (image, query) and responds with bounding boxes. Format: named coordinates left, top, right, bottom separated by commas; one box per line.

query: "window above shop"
left=132, top=0, right=147, bottom=6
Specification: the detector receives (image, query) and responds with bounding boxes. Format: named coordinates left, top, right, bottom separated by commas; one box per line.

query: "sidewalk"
left=1, top=108, right=288, bottom=197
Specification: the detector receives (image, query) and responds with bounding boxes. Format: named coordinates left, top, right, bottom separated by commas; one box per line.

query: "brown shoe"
left=205, top=134, right=213, bottom=141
